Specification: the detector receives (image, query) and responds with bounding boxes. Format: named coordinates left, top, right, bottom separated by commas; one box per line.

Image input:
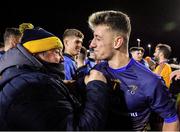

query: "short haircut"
left=130, top=47, right=144, bottom=53
left=3, top=28, right=22, bottom=42
left=155, top=43, right=171, bottom=59
left=88, top=10, right=131, bottom=46
left=62, top=29, right=84, bottom=40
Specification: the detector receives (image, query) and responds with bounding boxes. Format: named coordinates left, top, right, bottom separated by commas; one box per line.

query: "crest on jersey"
left=111, top=79, right=121, bottom=90
left=127, top=85, right=138, bottom=95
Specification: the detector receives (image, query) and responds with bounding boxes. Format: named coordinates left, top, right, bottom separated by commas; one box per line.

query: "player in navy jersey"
left=88, top=10, right=179, bottom=131
left=63, top=29, right=84, bottom=80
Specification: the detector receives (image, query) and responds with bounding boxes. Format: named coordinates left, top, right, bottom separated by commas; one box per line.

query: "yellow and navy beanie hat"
left=21, top=27, right=63, bottom=54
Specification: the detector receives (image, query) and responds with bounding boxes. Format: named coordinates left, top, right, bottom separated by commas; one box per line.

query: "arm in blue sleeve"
left=150, top=78, right=178, bottom=122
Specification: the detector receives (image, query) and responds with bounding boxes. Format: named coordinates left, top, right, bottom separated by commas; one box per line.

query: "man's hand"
left=84, top=70, right=107, bottom=85
left=63, top=80, right=77, bottom=89
left=170, top=70, right=180, bottom=80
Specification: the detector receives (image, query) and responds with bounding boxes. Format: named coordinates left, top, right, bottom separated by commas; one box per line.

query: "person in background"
left=63, top=28, right=84, bottom=80
left=0, top=26, right=110, bottom=130
left=86, top=48, right=100, bottom=71
left=153, top=43, right=172, bottom=88
left=3, top=27, right=22, bottom=52
left=76, top=46, right=88, bottom=68
left=145, top=56, right=156, bottom=71
left=88, top=10, right=179, bottom=131
left=130, top=46, right=149, bottom=68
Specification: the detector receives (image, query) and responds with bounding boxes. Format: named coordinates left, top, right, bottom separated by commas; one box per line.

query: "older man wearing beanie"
left=0, top=26, right=109, bottom=130
left=129, top=46, right=149, bottom=68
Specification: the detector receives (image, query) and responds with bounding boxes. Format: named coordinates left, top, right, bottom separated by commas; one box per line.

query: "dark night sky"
left=1, top=0, right=180, bottom=61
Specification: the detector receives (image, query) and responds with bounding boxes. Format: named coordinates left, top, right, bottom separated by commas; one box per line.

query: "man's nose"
left=59, top=54, right=64, bottom=62
left=89, top=39, right=95, bottom=48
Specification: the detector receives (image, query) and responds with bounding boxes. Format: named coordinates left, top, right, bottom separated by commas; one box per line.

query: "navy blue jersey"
left=63, top=53, right=77, bottom=80
left=93, top=58, right=177, bottom=130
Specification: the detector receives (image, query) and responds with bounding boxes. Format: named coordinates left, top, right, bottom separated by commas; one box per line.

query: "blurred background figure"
left=3, top=27, right=22, bottom=52
left=130, top=46, right=149, bottom=68
left=85, top=48, right=100, bottom=71
left=153, top=43, right=172, bottom=88
left=75, top=46, right=89, bottom=86
left=145, top=56, right=156, bottom=71
left=76, top=46, right=87, bottom=68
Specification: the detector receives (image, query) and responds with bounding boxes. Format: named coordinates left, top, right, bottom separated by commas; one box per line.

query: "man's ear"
left=10, top=37, right=17, bottom=48
left=12, top=41, right=17, bottom=47
left=63, top=39, right=68, bottom=46
left=159, top=52, right=164, bottom=58
left=12, top=36, right=21, bottom=47
left=113, top=36, right=123, bottom=49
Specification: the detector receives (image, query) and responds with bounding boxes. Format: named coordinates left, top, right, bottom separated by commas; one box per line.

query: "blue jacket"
left=0, top=44, right=110, bottom=130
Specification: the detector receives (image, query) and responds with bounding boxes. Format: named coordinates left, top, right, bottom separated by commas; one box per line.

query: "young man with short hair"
left=63, top=28, right=84, bottom=80
left=88, top=10, right=179, bottom=131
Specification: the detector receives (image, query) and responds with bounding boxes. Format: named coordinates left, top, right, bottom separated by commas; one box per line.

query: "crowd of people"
left=0, top=10, right=180, bottom=131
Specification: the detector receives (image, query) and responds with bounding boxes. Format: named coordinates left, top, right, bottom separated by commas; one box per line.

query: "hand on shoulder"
left=84, top=70, right=107, bottom=85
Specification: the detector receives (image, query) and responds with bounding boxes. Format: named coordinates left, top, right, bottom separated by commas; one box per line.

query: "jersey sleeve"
left=148, top=78, right=178, bottom=123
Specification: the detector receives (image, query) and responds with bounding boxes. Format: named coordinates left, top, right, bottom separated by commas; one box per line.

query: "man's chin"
left=74, top=52, right=79, bottom=56
left=96, top=56, right=103, bottom=60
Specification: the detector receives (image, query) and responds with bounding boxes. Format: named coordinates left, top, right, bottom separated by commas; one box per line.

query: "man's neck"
left=64, top=51, right=76, bottom=59
left=158, top=58, right=168, bottom=64
left=108, top=52, right=130, bottom=69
